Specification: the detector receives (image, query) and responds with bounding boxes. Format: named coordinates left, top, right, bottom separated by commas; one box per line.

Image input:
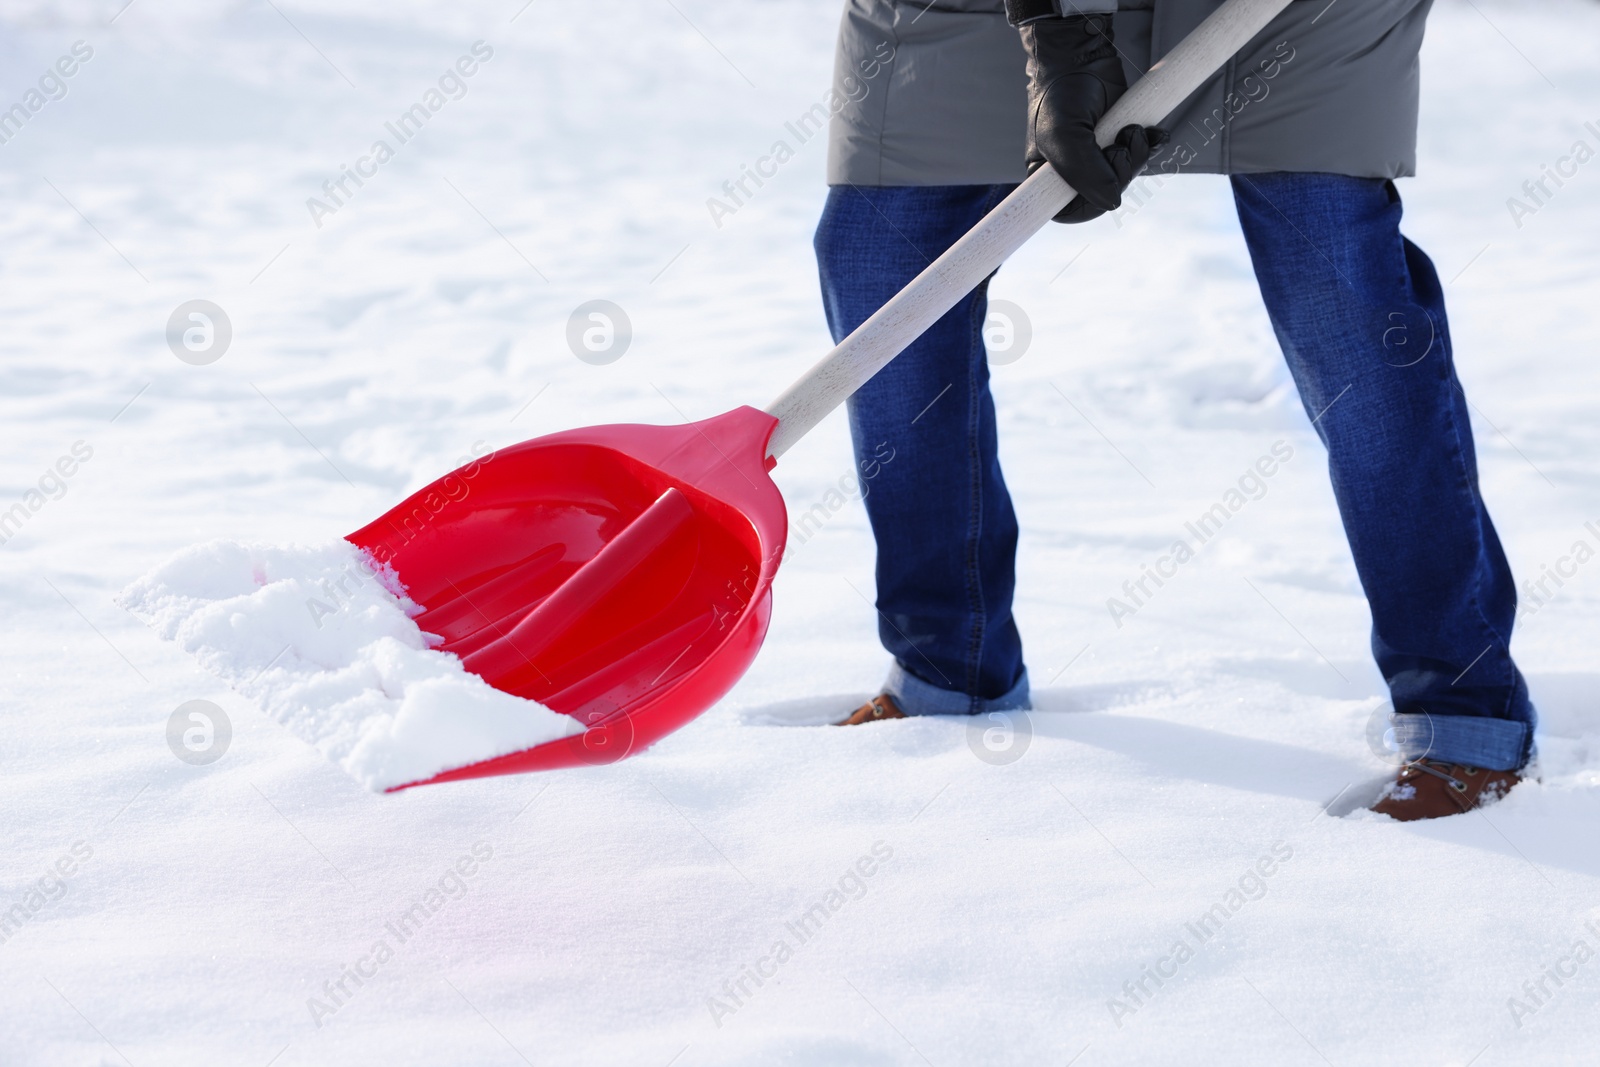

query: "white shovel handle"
left=763, top=0, right=1295, bottom=459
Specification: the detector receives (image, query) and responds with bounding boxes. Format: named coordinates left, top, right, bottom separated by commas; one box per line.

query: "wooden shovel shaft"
left=763, top=0, right=1295, bottom=459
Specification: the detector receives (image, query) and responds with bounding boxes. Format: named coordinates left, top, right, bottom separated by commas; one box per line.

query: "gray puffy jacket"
left=826, top=0, right=1433, bottom=185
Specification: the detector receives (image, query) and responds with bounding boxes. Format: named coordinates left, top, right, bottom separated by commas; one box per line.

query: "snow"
left=118, top=539, right=583, bottom=792
left=2, top=0, right=1599, bottom=1064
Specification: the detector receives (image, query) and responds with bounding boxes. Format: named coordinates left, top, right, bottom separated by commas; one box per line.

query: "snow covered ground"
left=3, top=0, right=1599, bottom=1063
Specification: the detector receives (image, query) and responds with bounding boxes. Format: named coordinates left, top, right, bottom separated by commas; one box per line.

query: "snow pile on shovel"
left=121, top=539, right=584, bottom=792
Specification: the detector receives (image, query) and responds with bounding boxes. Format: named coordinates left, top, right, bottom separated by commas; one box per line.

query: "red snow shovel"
left=349, top=0, right=1293, bottom=791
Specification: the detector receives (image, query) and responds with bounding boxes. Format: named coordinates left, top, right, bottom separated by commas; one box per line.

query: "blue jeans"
left=816, top=183, right=1030, bottom=716
left=814, top=175, right=1534, bottom=771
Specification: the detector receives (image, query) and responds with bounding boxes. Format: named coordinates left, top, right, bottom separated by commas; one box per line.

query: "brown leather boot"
left=833, top=694, right=908, bottom=726
left=1370, top=759, right=1522, bottom=821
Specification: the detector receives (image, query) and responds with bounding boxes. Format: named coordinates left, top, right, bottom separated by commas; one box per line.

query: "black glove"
left=1020, top=15, right=1168, bottom=223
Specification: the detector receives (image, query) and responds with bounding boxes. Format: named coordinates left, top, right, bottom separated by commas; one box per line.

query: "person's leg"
left=813, top=183, right=1027, bottom=715
left=1232, top=172, right=1533, bottom=771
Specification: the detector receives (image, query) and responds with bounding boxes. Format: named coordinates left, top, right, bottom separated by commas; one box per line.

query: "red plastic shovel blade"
left=347, top=406, right=788, bottom=790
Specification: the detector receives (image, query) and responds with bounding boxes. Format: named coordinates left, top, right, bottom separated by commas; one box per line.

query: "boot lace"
left=1403, top=759, right=1470, bottom=792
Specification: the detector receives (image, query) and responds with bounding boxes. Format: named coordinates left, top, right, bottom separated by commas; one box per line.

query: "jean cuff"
left=1392, top=712, right=1532, bottom=773
left=884, top=663, right=1031, bottom=716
